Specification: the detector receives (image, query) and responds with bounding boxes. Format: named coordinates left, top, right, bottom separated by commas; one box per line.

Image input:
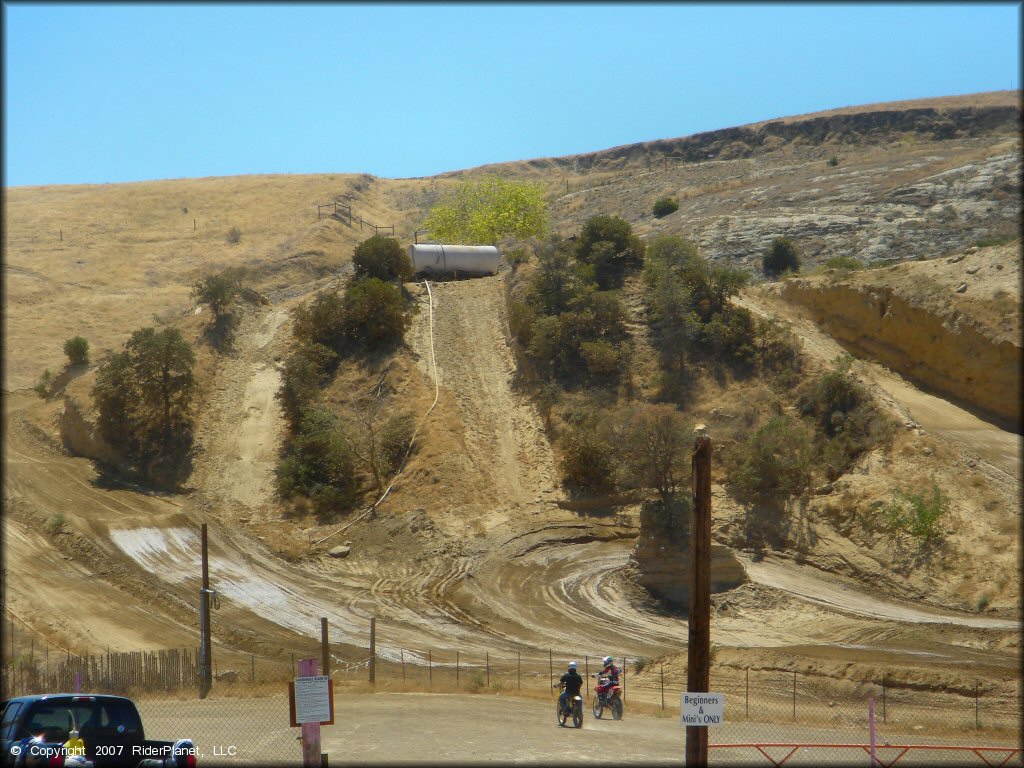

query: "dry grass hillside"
left=3, top=91, right=1020, bottom=718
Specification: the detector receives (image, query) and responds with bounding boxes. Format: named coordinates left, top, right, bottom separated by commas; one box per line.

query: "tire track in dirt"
left=408, top=275, right=560, bottom=516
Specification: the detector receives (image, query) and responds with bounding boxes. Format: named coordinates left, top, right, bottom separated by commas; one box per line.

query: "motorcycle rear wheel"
left=572, top=700, right=583, bottom=728
left=611, top=697, right=623, bottom=720
left=556, top=700, right=567, bottom=727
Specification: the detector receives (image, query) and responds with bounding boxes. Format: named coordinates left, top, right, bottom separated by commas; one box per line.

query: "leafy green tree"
left=124, top=327, right=197, bottom=454
left=763, top=237, right=800, bottom=278
left=618, top=404, right=691, bottom=509
left=63, top=336, right=90, bottom=366
left=353, top=234, right=413, bottom=282
left=92, top=327, right=196, bottom=485
left=291, top=292, right=349, bottom=353
left=192, top=272, right=241, bottom=317
left=575, top=215, right=645, bottom=289
left=341, top=278, right=407, bottom=350
left=421, top=175, right=548, bottom=244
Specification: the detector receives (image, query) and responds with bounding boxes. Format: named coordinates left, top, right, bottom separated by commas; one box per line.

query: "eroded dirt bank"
left=780, top=280, right=1020, bottom=431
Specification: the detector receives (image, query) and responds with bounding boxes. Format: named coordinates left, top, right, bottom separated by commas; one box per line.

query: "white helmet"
left=602, top=656, right=613, bottom=666
left=568, top=661, right=577, bottom=670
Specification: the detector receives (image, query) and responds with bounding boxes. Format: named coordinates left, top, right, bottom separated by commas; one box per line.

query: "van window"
left=0, top=702, right=23, bottom=740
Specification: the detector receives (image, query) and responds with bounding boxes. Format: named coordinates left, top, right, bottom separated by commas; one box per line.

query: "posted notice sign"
left=681, top=692, right=724, bottom=726
left=289, top=675, right=335, bottom=726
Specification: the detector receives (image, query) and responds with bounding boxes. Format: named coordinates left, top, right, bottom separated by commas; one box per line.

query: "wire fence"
left=4, top=642, right=1019, bottom=765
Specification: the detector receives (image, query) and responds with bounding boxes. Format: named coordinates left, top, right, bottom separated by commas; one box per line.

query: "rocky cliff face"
left=780, top=279, right=1021, bottom=431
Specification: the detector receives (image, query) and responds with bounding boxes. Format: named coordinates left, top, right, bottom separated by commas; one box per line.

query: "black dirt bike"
left=554, top=682, right=584, bottom=728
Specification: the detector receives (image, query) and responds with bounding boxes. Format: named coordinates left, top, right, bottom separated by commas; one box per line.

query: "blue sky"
left=3, top=3, right=1020, bottom=187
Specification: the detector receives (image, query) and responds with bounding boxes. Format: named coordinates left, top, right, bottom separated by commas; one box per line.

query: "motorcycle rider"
left=596, top=655, right=621, bottom=702
left=556, top=661, right=584, bottom=715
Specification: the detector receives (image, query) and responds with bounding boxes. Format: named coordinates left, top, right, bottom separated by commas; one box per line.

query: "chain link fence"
left=4, top=640, right=1019, bottom=765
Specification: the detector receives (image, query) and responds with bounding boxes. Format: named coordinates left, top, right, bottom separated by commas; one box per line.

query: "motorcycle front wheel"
left=592, top=696, right=604, bottom=719
left=556, top=700, right=567, bottom=727
left=611, top=696, right=623, bottom=720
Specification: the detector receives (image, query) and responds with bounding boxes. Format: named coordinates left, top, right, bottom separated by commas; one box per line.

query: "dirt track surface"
left=138, top=692, right=1021, bottom=766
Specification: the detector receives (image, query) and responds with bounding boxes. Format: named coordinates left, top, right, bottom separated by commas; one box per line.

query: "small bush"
left=226, top=226, right=241, bottom=244
left=63, top=336, right=90, bottom=366
left=824, top=256, right=863, bottom=272
left=580, top=340, right=624, bottom=378
left=827, top=156, right=840, bottom=167
left=292, top=293, right=348, bottom=352
left=33, top=369, right=54, bottom=399
left=725, top=414, right=814, bottom=501
left=559, top=420, right=618, bottom=492
left=277, top=407, right=360, bottom=520
left=43, top=512, right=66, bottom=535
left=575, top=215, right=645, bottom=290
left=884, top=483, right=949, bottom=545
left=353, top=234, right=413, bottom=282
left=763, top=237, right=800, bottom=278
left=652, top=196, right=680, bottom=218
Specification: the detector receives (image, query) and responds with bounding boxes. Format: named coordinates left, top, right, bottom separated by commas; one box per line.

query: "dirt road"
left=138, top=692, right=1021, bottom=766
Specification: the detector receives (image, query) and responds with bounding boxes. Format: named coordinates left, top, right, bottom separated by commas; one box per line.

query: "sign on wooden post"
left=289, top=658, right=335, bottom=768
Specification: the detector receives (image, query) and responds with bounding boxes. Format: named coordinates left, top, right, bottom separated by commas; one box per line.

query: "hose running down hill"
left=315, top=280, right=440, bottom=546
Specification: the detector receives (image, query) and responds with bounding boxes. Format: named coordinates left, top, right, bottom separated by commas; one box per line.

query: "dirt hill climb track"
left=3, top=272, right=1019, bottom=696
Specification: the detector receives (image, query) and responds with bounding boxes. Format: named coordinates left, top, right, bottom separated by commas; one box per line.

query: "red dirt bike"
left=554, top=682, right=584, bottom=728
left=592, top=674, right=623, bottom=720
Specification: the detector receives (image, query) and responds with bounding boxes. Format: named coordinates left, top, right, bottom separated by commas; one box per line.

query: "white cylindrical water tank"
left=409, top=244, right=501, bottom=276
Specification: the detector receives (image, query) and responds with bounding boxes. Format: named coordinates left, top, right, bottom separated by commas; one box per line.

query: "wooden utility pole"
left=199, top=523, right=212, bottom=699
left=686, top=432, right=712, bottom=767
left=368, top=618, right=376, bottom=687
left=320, top=618, right=330, bottom=681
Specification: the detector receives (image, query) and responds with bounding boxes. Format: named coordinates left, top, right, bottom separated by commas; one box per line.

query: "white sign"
left=294, top=675, right=331, bottom=724
left=681, top=692, right=724, bottom=726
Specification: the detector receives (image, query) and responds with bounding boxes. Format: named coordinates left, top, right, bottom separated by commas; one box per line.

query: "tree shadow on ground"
left=201, top=313, right=240, bottom=353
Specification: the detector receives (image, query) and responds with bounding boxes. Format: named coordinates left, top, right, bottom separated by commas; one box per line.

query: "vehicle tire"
left=572, top=699, right=583, bottom=728
left=592, top=696, right=603, bottom=719
left=556, top=700, right=567, bottom=727
left=611, top=696, right=623, bottom=720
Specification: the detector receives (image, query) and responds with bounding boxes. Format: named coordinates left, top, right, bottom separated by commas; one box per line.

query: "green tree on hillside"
left=63, top=336, right=90, bottom=366
left=763, top=237, right=800, bottom=278
left=421, top=175, right=548, bottom=244
left=192, top=272, right=241, bottom=318
left=618, top=404, right=691, bottom=510
left=575, top=215, right=646, bottom=289
left=93, top=327, right=196, bottom=486
left=353, top=234, right=414, bottom=282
